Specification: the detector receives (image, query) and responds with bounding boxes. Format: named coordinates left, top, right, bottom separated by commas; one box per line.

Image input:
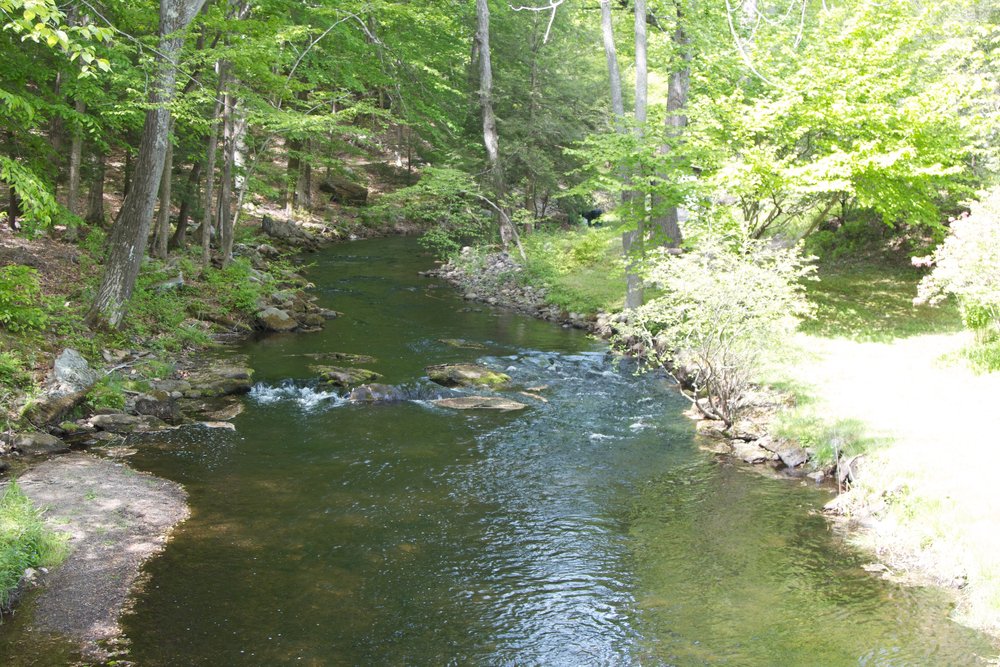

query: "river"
left=3, top=236, right=995, bottom=665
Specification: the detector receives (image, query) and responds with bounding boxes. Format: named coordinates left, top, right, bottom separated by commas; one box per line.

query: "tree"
left=87, top=0, right=207, bottom=329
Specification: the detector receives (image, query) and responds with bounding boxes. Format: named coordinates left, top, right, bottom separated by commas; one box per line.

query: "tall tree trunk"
left=153, top=123, right=175, bottom=259
left=86, top=0, right=208, bottom=329
left=624, top=0, right=649, bottom=310
left=201, top=64, right=225, bottom=269
left=85, top=150, right=106, bottom=226
left=475, top=0, right=519, bottom=251
left=296, top=139, right=312, bottom=210
left=170, top=161, right=202, bottom=249
left=65, top=98, right=87, bottom=241
left=284, top=138, right=301, bottom=217
left=599, top=0, right=625, bottom=122
left=219, top=76, right=236, bottom=267
left=651, top=15, right=690, bottom=248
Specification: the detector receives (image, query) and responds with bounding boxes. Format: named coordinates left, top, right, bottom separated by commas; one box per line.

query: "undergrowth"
left=520, top=227, right=624, bottom=314
left=0, top=482, right=67, bottom=608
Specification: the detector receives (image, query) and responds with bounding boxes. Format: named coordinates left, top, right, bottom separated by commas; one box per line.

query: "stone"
left=302, top=352, right=377, bottom=364
left=311, top=365, right=382, bottom=388
left=807, top=470, right=826, bottom=483
left=257, top=307, right=298, bottom=332
left=695, top=419, right=728, bottom=439
left=181, top=364, right=254, bottom=398
left=348, top=383, right=406, bottom=403
left=431, top=396, right=528, bottom=411
left=10, top=432, right=70, bottom=456
left=731, top=439, right=776, bottom=464
left=134, top=392, right=183, bottom=424
left=88, top=414, right=169, bottom=434
left=299, top=313, right=326, bottom=328
left=425, top=364, right=511, bottom=388
left=439, top=339, right=486, bottom=350
left=52, top=349, right=100, bottom=395
left=23, top=389, right=90, bottom=427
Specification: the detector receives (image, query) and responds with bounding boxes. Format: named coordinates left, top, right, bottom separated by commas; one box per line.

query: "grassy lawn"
left=800, top=258, right=964, bottom=341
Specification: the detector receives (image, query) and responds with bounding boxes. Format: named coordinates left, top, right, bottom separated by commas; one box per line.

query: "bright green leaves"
left=1, top=0, right=112, bottom=77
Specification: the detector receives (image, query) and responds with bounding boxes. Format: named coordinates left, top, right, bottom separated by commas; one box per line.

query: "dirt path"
left=789, top=331, right=1000, bottom=634
left=16, top=453, right=188, bottom=659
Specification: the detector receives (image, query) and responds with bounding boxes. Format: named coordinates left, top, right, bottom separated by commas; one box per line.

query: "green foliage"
left=85, top=372, right=125, bottom=411
left=618, top=235, right=815, bottom=425
left=373, top=167, right=494, bottom=257
left=0, top=157, right=60, bottom=236
left=203, top=258, right=268, bottom=315
left=0, top=265, right=49, bottom=332
left=0, top=481, right=68, bottom=608
left=917, top=188, right=1000, bottom=345
left=0, top=350, right=32, bottom=390
left=520, top=227, right=624, bottom=314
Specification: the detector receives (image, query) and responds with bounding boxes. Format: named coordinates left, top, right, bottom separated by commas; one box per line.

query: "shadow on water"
left=1, top=237, right=994, bottom=665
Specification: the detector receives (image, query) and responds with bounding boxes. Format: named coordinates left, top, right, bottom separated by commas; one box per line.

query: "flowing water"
left=2, top=236, right=996, bottom=665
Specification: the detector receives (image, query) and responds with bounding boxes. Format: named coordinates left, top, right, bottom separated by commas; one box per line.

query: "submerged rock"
left=348, top=383, right=407, bottom=403
left=439, top=338, right=487, bottom=350
left=425, top=364, right=511, bottom=388
left=431, top=396, right=527, bottom=411
left=302, top=352, right=377, bottom=365
left=311, top=365, right=382, bottom=388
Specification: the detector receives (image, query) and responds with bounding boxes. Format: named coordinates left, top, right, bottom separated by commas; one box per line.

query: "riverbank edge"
left=428, top=247, right=1000, bottom=643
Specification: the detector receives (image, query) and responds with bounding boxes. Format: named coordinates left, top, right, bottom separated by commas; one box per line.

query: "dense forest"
left=2, top=0, right=1000, bottom=661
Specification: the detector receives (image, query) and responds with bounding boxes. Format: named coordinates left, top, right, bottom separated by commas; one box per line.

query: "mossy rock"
left=303, top=352, right=377, bottom=365
left=425, top=364, right=510, bottom=388
left=310, top=365, right=383, bottom=388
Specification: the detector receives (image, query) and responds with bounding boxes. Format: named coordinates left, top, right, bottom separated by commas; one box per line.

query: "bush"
left=916, top=188, right=1000, bottom=348
left=521, top=227, right=625, bottom=314
left=0, top=265, right=49, bottom=332
left=618, top=235, right=814, bottom=426
left=0, top=482, right=67, bottom=607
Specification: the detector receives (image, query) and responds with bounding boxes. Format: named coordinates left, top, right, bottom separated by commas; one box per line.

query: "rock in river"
left=425, top=364, right=510, bottom=388
left=431, top=396, right=527, bottom=411
left=348, top=383, right=406, bottom=403
left=257, top=306, right=298, bottom=332
left=311, top=365, right=382, bottom=388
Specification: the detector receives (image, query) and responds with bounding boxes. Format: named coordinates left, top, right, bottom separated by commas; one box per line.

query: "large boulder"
left=257, top=307, right=298, bottom=333
left=52, top=349, right=100, bottom=394
left=311, top=366, right=382, bottom=388
left=181, top=363, right=254, bottom=398
left=319, top=176, right=368, bottom=206
left=24, top=349, right=100, bottom=426
left=7, top=432, right=70, bottom=457
left=431, top=396, right=527, bottom=412
left=425, top=364, right=510, bottom=389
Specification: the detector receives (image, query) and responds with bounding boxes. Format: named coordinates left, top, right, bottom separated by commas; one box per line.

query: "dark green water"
left=3, top=236, right=996, bottom=665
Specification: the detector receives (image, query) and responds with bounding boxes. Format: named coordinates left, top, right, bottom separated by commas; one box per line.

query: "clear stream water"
left=2, top=236, right=996, bottom=665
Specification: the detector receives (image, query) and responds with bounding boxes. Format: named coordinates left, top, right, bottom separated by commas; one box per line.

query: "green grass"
left=0, top=482, right=68, bottom=607
left=799, top=258, right=963, bottom=341
left=520, top=227, right=625, bottom=315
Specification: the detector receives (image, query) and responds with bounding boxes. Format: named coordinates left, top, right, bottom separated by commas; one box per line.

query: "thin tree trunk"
left=65, top=98, right=87, bottom=241
left=153, top=123, right=175, bottom=259
left=201, top=64, right=224, bottom=269
left=219, top=76, right=236, bottom=267
left=170, top=161, right=202, bottom=249
left=599, top=0, right=625, bottom=122
left=284, top=138, right=301, bottom=217
left=86, top=0, right=207, bottom=329
left=85, top=150, right=106, bottom=226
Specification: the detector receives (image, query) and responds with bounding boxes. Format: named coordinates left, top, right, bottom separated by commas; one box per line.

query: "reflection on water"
left=1, top=237, right=994, bottom=665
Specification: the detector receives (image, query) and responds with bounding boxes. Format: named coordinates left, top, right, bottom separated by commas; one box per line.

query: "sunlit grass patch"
left=520, top=227, right=625, bottom=315
left=800, top=260, right=963, bottom=341
left=0, top=482, right=68, bottom=607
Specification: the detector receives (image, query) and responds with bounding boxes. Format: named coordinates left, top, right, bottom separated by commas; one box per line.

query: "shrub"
left=916, top=188, right=1000, bottom=347
left=618, top=235, right=814, bottom=426
left=0, top=265, right=49, bottom=332
left=0, top=482, right=68, bottom=607
left=86, top=373, right=126, bottom=411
